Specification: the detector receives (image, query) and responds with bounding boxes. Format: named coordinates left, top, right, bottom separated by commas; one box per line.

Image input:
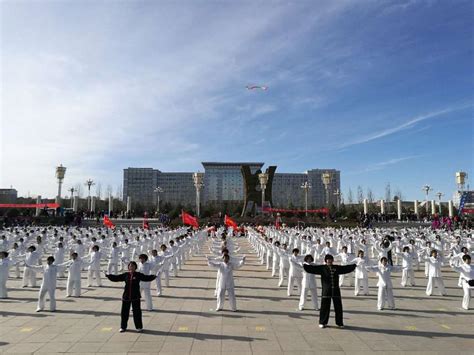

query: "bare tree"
left=115, top=184, right=123, bottom=200
left=367, top=188, right=374, bottom=203
left=347, top=188, right=354, bottom=204
left=75, top=184, right=83, bottom=198
left=357, top=185, right=364, bottom=203
left=96, top=182, right=102, bottom=199
left=394, top=188, right=404, bottom=201
left=106, top=184, right=113, bottom=198
left=385, top=182, right=391, bottom=212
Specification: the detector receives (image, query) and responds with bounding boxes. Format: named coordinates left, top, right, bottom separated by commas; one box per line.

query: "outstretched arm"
left=303, top=264, right=324, bottom=275
left=139, top=273, right=156, bottom=282
left=105, top=273, right=126, bottom=282
left=337, top=264, right=357, bottom=275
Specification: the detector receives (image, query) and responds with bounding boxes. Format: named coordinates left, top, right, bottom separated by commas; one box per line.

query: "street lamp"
left=193, top=172, right=204, bottom=217
left=154, top=186, right=164, bottom=213
left=258, top=172, right=269, bottom=214
left=68, top=187, right=76, bottom=208
left=333, top=189, right=341, bottom=210
left=85, top=179, right=95, bottom=211
left=55, top=164, right=67, bottom=205
left=422, top=185, right=432, bottom=215
left=321, top=172, right=332, bottom=207
left=436, top=192, right=443, bottom=215
left=300, top=181, right=312, bottom=216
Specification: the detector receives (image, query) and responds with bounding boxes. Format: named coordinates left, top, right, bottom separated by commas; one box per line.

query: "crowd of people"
left=248, top=226, right=472, bottom=327
left=0, top=224, right=472, bottom=332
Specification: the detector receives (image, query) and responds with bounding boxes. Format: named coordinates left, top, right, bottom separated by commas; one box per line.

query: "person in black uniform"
left=105, top=261, right=156, bottom=333
left=303, top=254, right=356, bottom=328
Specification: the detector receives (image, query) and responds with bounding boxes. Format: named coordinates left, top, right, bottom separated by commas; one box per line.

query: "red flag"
left=143, top=214, right=149, bottom=229
left=103, top=215, right=115, bottom=229
left=182, top=210, right=199, bottom=228
left=224, top=215, right=238, bottom=229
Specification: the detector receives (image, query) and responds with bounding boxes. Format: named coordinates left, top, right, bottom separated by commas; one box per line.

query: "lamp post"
left=422, top=185, right=432, bottom=215
left=333, top=189, right=341, bottom=210
left=154, top=186, right=164, bottom=213
left=193, top=172, right=204, bottom=217
left=55, top=165, right=67, bottom=205
left=436, top=192, right=443, bottom=215
left=68, top=187, right=76, bottom=208
left=321, top=172, right=332, bottom=207
left=85, top=179, right=95, bottom=211
left=300, top=181, right=312, bottom=216
left=258, top=172, right=269, bottom=214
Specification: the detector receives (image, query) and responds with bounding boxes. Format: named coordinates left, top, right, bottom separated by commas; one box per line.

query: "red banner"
left=103, top=215, right=115, bottom=229
left=263, top=207, right=329, bottom=214
left=0, top=203, right=60, bottom=209
left=182, top=210, right=199, bottom=228
left=462, top=208, right=474, bottom=214
left=224, top=214, right=238, bottom=229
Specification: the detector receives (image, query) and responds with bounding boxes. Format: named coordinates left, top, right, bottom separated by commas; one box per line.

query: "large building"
left=123, top=163, right=341, bottom=209
left=0, top=188, right=18, bottom=204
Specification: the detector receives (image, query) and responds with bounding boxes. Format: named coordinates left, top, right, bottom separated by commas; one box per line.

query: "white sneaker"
left=318, top=324, right=326, bottom=328
left=136, top=328, right=143, bottom=332
left=119, top=328, right=126, bottom=333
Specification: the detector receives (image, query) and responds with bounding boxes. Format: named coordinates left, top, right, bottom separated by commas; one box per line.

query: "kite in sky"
left=246, top=85, right=268, bottom=91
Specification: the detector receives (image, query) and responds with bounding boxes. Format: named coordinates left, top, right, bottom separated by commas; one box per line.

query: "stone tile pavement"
left=1, top=238, right=472, bottom=354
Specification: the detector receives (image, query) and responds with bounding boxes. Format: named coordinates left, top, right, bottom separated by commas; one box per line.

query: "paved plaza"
left=1, top=237, right=473, bottom=355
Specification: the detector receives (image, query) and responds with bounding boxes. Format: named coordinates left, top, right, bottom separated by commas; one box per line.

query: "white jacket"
left=301, top=262, right=317, bottom=290
left=367, top=264, right=401, bottom=288
left=208, top=259, right=244, bottom=290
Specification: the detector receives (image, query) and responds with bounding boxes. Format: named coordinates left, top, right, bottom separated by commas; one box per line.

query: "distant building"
left=123, top=163, right=341, bottom=209
left=0, top=188, right=18, bottom=204
left=202, top=162, right=263, bottom=203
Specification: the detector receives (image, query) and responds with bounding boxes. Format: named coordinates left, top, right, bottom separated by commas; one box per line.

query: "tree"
left=347, top=188, right=354, bottom=204
left=106, top=185, right=113, bottom=198
left=385, top=182, right=391, bottom=212
left=115, top=184, right=123, bottom=200
left=357, top=186, right=364, bottom=203
left=394, top=188, right=404, bottom=201
left=367, top=188, right=374, bottom=203
left=75, top=184, right=83, bottom=198
left=96, top=182, right=102, bottom=199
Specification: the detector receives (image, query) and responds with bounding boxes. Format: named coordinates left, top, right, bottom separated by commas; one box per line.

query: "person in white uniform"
left=0, top=251, right=20, bottom=298
left=22, top=246, right=40, bottom=287
left=367, top=257, right=402, bottom=310
left=288, top=248, right=304, bottom=296
left=26, top=256, right=61, bottom=312
left=208, top=254, right=245, bottom=311
left=298, top=254, right=319, bottom=311
left=449, top=254, right=473, bottom=310
left=137, top=254, right=155, bottom=311
left=86, top=245, right=103, bottom=287
left=420, top=249, right=447, bottom=296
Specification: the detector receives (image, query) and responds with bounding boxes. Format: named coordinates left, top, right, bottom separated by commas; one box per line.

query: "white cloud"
left=2, top=2, right=356, bottom=197
left=335, top=104, right=473, bottom=150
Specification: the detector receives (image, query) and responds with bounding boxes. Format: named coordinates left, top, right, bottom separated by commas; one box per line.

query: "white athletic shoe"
left=319, top=324, right=326, bottom=328
left=119, top=328, right=126, bottom=333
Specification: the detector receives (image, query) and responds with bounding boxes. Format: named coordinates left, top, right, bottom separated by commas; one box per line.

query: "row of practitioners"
left=1, top=227, right=202, bottom=290
left=0, top=231, right=207, bottom=314
left=248, top=229, right=473, bottom=311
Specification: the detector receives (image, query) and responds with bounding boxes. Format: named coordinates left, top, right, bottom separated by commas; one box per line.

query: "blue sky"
left=1, top=0, right=473, bottom=201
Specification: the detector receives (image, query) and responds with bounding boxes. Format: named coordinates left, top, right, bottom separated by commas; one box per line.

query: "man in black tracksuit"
left=105, top=261, right=156, bottom=332
left=303, top=254, right=356, bottom=328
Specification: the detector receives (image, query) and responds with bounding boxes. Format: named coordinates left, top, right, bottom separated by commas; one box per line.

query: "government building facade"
left=123, top=163, right=340, bottom=209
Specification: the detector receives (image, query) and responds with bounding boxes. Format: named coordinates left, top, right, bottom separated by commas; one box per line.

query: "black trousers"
left=121, top=299, right=143, bottom=330
left=319, top=296, right=343, bottom=326
left=387, top=251, right=393, bottom=266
